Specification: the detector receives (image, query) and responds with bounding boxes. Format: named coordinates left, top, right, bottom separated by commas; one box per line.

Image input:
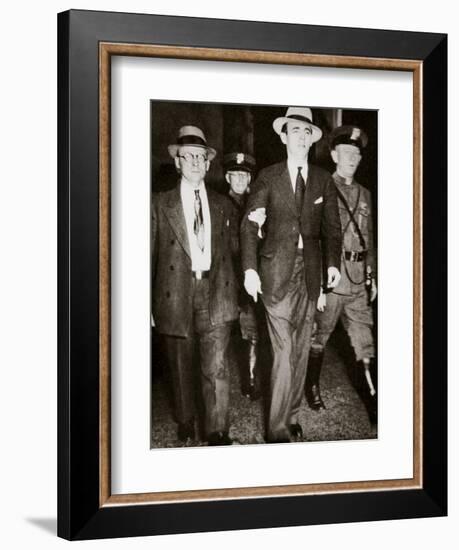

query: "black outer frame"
left=57, top=9, right=447, bottom=540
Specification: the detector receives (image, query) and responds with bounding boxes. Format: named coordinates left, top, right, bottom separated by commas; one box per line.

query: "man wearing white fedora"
left=241, top=107, right=342, bottom=443
left=152, top=125, right=238, bottom=446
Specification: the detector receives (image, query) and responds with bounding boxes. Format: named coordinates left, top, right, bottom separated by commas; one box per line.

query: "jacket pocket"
left=259, top=247, right=275, bottom=259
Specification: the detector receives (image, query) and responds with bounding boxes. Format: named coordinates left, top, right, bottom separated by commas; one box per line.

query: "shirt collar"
left=180, top=178, right=206, bottom=193
left=333, top=171, right=355, bottom=186
left=229, top=189, right=245, bottom=205
left=287, top=158, right=308, bottom=173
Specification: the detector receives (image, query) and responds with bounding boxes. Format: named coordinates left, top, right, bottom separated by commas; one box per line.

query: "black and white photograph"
left=150, top=101, right=378, bottom=448
left=0, top=0, right=453, bottom=546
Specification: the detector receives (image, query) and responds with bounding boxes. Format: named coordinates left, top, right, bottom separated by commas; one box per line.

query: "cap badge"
left=350, top=128, right=361, bottom=142
left=236, top=153, right=244, bottom=164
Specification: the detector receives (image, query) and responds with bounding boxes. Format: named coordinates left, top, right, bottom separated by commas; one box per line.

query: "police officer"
left=307, top=125, right=377, bottom=424
left=224, top=152, right=262, bottom=400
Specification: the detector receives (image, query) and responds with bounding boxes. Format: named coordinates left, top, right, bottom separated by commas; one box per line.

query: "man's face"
left=174, top=145, right=210, bottom=186
left=331, top=144, right=362, bottom=179
left=280, top=120, right=313, bottom=162
left=225, top=170, right=251, bottom=195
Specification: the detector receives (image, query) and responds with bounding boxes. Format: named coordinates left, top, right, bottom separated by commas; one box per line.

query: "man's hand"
left=244, top=269, right=262, bottom=302
left=317, top=290, right=327, bottom=312
left=248, top=208, right=266, bottom=238
left=370, top=279, right=378, bottom=302
left=327, top=266, right=341, bottom=289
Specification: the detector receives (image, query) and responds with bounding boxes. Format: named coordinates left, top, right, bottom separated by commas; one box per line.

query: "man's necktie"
left=193, top=189, right=205, bottom=251
left=295, top=166, right=305, bottom=214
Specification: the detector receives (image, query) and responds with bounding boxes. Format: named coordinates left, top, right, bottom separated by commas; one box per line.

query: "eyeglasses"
left=177, top=152, right=208, bottom=164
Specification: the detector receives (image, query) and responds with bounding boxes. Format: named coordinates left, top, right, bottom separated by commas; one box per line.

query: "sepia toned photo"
left=150, top=100, right=378, bottom=449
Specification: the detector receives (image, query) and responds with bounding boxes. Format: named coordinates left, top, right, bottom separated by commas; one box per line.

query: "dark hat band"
left=286, top=114, right=313, bottom=125
left=332, top=134, right=365, bottom=149
left=177, top=135, right=207, bottom=147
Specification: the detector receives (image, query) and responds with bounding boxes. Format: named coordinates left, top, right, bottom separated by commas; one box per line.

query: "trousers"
left=314, top=289, right=374, bottom=361
left=263, top=252, right=316, bottom=442
left=163, top=278, right=231, bottom=437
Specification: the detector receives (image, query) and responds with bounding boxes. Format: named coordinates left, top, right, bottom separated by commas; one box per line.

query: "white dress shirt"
left=180, top=179, right=212, bottom=271
left=287, top=159, right=309, bottom=249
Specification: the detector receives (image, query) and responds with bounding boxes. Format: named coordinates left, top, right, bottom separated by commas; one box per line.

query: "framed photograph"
left=58, top=9, right=447, bottom=540
left=148, top=99, right=379, bottom=452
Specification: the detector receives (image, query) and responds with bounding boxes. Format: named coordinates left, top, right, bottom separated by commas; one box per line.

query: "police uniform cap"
left=329, top=125, right=368, bottom=151
left=223, top=152, right=256, bottom=173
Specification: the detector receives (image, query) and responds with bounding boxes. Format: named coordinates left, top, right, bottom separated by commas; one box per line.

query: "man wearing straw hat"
left=152, top=125, right=238, bottom=446
left=241, top=107, right=342, bottom=443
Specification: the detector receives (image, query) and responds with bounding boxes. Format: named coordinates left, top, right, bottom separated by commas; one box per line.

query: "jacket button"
left=225, top=281, right=229, bottom=287
left=170, top=239, right=175, bottom=245
left=166, top=291, right=170, bottom=298
left=169, top=265, right=174, bottom=271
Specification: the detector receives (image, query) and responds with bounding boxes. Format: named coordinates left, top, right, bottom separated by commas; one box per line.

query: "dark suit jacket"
left=152, top=184, right=238, bottom=337
left=240, top=161, right=342, bottom=303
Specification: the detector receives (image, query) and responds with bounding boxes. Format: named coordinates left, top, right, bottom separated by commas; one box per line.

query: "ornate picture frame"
left=57, top=9, right=447, bottom=540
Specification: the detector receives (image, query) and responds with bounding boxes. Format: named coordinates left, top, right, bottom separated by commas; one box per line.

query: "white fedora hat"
left=168, top=125, right=217, bottom=160
left=273, top=107, right=322, bottom=143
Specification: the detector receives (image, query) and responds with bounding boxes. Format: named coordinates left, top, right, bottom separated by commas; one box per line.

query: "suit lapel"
left=162, top=185, right=191, bottom=258
left=208, top=190, right=223, bottom=264
left=303, top=165, right=318, bottom=210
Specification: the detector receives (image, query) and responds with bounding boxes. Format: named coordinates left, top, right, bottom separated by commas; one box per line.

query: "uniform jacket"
left=152, top=185, right=239, bottom=337
left=227, top=191, right=250, bottom=306
left=240, top=161, right=342, bottom=303
left=333, top=173, right=376, bottom=295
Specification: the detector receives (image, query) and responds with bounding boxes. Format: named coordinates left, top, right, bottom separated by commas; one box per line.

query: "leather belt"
left=343, top=250, right=367, bottom=262
left=192, top=270, right=210, bottom=280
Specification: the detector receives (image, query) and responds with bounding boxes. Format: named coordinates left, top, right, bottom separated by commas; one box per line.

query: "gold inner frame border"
left=99, top=42, right=423, bottom=507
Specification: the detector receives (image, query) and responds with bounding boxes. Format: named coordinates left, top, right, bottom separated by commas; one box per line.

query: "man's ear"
left=330, top=149, right=338, bottom=164
left=247, top=174, right=252, bottom=185
left=280, top=132, right=287, bottom=145
left=174, top=157, right=181, bottom=172
left=205, top=160, right=211, bottom=172
left=225, top=173, right=231, bottom=184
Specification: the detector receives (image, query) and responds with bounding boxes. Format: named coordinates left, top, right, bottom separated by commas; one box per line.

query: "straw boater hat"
left=223, top=152, right=256, bottom=174
left=168, top=125, right=217, bottom=161
left=329, top=125, right=368, bottom=151
left=273, top=106, right=322, bottom=143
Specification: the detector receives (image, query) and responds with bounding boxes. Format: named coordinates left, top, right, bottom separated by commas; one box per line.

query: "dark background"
left=150, top=101, right=378, bottom=199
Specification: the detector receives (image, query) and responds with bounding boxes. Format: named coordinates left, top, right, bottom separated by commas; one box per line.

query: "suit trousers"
left=263, top=251, right=316, bottom=442
left=163, top=278, right=231, bottom=438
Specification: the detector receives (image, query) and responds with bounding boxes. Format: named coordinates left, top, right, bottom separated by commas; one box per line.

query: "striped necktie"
left=193, top=189, right=205, bottom=251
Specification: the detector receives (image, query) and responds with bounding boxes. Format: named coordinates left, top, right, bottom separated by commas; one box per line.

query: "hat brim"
left=273, top=117, right=322, bottom=143
left=168, top=143, right=217, bottom=161
left=224, top=164, right=254, bottom=174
